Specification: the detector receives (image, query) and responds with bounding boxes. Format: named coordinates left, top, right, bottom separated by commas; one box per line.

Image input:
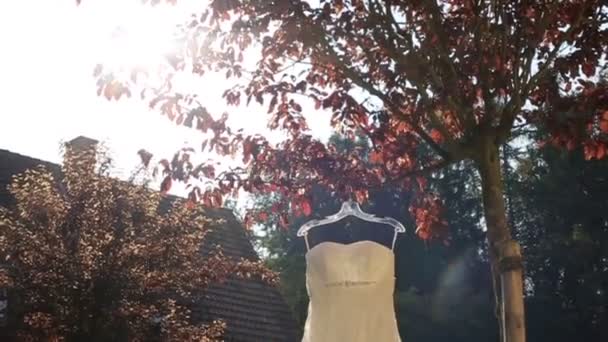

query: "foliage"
left=510, top=144, right=608, bottom=341
left=93, top=0, right=607, bottom=236
left=0, top=146, right=276, bottom=341
left=89, top=1, right=608, bottom=340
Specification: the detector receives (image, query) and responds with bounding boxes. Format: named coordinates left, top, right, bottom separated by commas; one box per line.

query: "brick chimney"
left=67, top=136, right=98, bottom=150
left=64, top=136, right=99, bottom=173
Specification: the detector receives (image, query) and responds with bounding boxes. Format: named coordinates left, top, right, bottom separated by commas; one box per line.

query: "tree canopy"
left=93, top=0, right=607, bottom=242
left=0, top=145, right=275, bottom=341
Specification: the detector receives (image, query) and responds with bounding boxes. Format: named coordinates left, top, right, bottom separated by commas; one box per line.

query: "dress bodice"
left=301, top=241, right=401, bottom=342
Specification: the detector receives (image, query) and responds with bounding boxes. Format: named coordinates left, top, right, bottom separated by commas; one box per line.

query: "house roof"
left=0, top=147, right=298, bottom=342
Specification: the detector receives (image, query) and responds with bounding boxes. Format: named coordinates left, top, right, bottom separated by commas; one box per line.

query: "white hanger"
left=297, top=200, right=406, bottom=251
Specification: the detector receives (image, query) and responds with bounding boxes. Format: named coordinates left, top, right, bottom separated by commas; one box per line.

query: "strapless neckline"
left=305, top=240, right=394, bottom=257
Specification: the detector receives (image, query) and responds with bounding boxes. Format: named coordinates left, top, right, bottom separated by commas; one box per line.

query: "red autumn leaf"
left=314, top=98, right=321, bottom=110
left=333, top=0, right=344, bottom=12
left=159, top=159, right=171, bottom=173
left=369, top=151, right=383, bottom=164
left=416, top=176, right=427, bottom=190
left=596, top=144, right=606, bottom=159
left=301, top=198, right=312, bottom=216
left=278, top=213, right=289, bottom=230
left=270, top=203, right=281, bottom=213
left=524, top=6, right=535, bottom=18
left=295, top=81, right=307, bottom=92
left=354, top=190, right=368, bottom=204
left=185, top=199, right=197, bottom=209
left=268, top=96, right=278, bottom=114
left=160, top=176, right=172, bottom=194
left=494, top=55, right=502, bottom=71
left=584, top=143, right=596, bottom=160
left=242, top=140, right=254, bottom=164
left=600, top=116, right=608, bottom=133
left=600, top=121, right=608, bottom=133
left=258, top=211, right=269, bottom=221
left=417, top=228, right=430, bottom=240
left=213, top=190, right=223, bottom=207
left=582, top=62, right=595, bottom=78
left=187, top=188, right=198, bottom=203
left=203, top=194, right=212, bottom=207
left=243, top=213, right=254, bottom=230
left=204, top=165, right=216, bottom=178
left=429, top=129, right=443, bottom=143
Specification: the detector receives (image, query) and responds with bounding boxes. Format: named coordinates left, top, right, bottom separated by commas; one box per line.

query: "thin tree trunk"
left=476, top=140, right=526, bottom=342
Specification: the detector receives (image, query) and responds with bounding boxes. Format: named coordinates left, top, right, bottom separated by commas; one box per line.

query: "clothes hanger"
left=297, top=199, right=406, bottom=251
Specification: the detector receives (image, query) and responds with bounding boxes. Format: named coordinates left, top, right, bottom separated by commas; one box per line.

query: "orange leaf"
left=354, top=190, right=368, bottom=204
left=429, top=129, right=443, bottom=143
left=600, top=120, right=608, bottom=133
left=369, top=151, right=383, bottom=164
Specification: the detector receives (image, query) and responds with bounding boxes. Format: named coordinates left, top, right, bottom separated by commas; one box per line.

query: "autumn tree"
left=92, top=1, right=608, bottom=341
left=0, top=144, right=275, bottom=341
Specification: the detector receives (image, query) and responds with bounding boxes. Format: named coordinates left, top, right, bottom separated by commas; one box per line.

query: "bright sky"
left=0, top=0, right=333, bottom=200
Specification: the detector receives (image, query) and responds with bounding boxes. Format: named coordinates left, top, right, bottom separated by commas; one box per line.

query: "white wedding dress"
left=301, top=240, right=401, bottom=341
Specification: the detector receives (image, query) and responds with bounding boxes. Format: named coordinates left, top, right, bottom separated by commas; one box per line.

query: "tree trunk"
left=476, top=140, right=526, bottom=342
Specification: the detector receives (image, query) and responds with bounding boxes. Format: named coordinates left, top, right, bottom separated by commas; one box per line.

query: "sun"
left=90, top=1, right=188, bottom=72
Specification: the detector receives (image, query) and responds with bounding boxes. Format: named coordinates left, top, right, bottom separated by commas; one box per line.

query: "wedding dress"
left=301, top=240, right=401, bottom=341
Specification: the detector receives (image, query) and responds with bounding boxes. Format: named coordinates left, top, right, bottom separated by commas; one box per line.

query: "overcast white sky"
left=0, top=0, right=333, bottom=199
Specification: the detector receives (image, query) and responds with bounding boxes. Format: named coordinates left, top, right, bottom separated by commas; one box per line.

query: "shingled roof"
left=0, top=144, right=298, bottom=342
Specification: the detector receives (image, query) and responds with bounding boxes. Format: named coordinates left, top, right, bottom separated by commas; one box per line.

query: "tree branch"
left=389, top=158, right=454, bottom=184
left=313, top=26, right=454, bottom=161
left=422, top=0, right=473, bottom=129
left=380, top=1, right=468, bottom=136
left=497, top=2, right=592, bottom=144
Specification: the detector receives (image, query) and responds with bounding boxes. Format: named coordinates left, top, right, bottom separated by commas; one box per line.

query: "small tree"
left=91, top=1, right=608, bottom=341
left=0, top=145, right=276, bottom=341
